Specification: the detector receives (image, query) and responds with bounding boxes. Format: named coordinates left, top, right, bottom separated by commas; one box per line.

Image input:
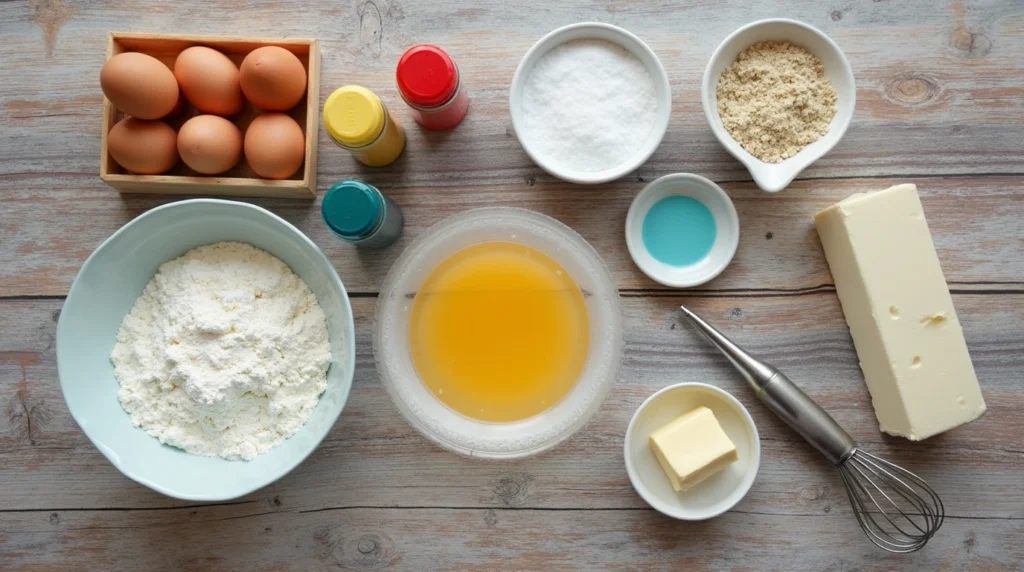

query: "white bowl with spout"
left=702, top=19, right=855, bottom=193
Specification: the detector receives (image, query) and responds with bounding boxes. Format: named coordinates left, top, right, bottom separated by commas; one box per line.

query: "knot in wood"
left=950, top=29, right=992, bottom=57
left=886, top=74, right=939, bottom=106
left=484, top=509, right=499, bottom=526
left=491, top=474, right=533, bottom=507
left=799, top=483, right=830, bottom=501
left=341, top=532, right=399, bottom=569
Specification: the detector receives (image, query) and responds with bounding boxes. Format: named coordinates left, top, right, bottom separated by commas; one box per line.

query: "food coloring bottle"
left=323, top=86, right=406, bottom=167
left=396, top=45, right=469, bottom=131
left=321, top=180, right=403, bottom=248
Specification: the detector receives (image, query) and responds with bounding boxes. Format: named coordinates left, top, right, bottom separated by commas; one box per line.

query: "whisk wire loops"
left=839, top=449, right=945, bottom=553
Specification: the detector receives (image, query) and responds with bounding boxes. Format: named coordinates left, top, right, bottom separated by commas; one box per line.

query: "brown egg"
left=168, top=93, right=187, bottom=117
left=177, top=115, right=242, bottom=175
left=174, top=46, right=244, bottom=116
left=244, top=113, right=306, bottom=179
left=100, top=52, right=180, bottom=119
left=239, top=47, right=307, bottom=111
left=107, top=118, right=178, bottom=174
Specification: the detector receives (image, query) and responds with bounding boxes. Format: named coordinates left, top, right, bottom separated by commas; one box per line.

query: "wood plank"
left=1, top=506, right=1021, bottom=571
left=2, top=0, right=1024, bottom=568
left=3, top=2, right=1024, bottom=296
left=2, top=0, right=1024, bottom=182
left=2, top=294, right=1020, bottom=517
left=2, top=175, right=1022, bottom=296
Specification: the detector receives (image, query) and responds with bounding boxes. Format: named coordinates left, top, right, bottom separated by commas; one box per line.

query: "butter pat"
left=815, top=183, right=986, bottom=440
left=649, top=406, right=738, bottom=492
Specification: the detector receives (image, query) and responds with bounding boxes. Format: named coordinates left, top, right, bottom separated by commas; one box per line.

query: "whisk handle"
left=757, top=371, right=857, bottom=466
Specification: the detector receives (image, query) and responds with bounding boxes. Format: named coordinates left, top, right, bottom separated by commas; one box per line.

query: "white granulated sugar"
left=110, top=241, right=331, bottom=461
left=520, top=39, right=658, bottom=173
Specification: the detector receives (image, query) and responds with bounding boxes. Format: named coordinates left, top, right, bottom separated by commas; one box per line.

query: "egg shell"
left=244, top=113, right=306, bottom=179
left=100, top=52, right=180, bottom=119
left=168, top=93, right=187, bottom=117
left=177, top=115, right=243, bottom=175
left=239, top=46, right=307, bottom=111
left=174, top=46, right=244, bottom=116
left=107, top=118, right=178, bottom=175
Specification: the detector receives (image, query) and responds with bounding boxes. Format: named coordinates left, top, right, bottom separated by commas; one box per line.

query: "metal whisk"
left=679, top=306, right=944, bottom=553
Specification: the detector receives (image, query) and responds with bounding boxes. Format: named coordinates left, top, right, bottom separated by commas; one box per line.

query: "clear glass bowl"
left=374, top=207, right=623, bottom=458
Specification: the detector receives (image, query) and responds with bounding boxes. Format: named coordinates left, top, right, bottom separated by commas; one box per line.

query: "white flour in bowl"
left=110, top=241, right=331, bottom=461
left=519, top=39, right=658, bottom=173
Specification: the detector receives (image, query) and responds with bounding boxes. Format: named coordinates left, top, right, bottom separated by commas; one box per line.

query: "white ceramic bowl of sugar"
left=702, top=19, right=856, bottom=193
left=509, top=22, right=672, bottom=184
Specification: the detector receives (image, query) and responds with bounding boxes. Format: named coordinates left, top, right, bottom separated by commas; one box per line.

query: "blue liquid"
left=641, top=196, right=717, bottom=266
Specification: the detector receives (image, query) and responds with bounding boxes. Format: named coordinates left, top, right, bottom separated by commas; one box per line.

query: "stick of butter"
left=814, top=183, right=986, bottom=440
left=649, top=406, right=738, bottom=492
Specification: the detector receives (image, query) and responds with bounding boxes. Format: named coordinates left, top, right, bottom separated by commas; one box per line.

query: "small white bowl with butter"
left=624, top=383, right=760, bottom=520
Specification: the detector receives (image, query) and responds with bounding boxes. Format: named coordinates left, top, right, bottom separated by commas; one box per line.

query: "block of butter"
left=649, top=406, right=738, bottom=492
left=815, top=183, right=986, bottom=440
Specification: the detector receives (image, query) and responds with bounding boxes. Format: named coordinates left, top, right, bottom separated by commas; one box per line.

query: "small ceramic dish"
left=625, top=173, right=739, bottom=288
left=625, top=383, right=760, bottom=521
left=701, top=19, right=856, bottom=193
left=57, top=199, right=356, bottom=501
left=509, top=22, right=672, bottom=184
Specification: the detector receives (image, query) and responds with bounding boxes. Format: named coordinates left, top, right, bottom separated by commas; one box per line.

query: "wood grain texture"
left=2, top=0, right=1023, bottom=569
left=2, top=175, right=1023, bottom=296
left=2, top=507, right=1022, bottom=571
left=2, top=0, right=1024, bottom=294
left=2, top=0, right=1024, bottom=182
left=1, top=295, right=1021, bottom=569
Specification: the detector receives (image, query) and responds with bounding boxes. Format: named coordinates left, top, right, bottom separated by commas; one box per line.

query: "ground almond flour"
left=716, top=41, right=837, bottom=163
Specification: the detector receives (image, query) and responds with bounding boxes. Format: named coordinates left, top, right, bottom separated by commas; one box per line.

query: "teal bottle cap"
left=322, top=181, right=384, bottom=240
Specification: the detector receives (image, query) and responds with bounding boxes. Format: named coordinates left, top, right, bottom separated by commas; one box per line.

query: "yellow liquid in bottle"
left=409, top=242, right=590, bottom=422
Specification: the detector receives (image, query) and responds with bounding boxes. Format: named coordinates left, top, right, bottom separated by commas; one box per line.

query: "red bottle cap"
left=396, top=45, right=458, bottom=108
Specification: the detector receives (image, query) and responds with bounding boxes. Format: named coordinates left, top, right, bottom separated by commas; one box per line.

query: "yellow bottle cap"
left=323, top=86, right=385, bottom=148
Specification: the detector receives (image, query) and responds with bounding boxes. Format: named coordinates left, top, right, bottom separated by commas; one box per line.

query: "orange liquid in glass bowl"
left=408, top=242, right=589, bottom=422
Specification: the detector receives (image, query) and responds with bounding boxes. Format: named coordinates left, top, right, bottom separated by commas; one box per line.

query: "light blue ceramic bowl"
left=57, top=199, right=355, bottom=501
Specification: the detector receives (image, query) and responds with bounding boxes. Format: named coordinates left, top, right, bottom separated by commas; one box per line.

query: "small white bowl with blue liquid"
left=625, top=174, right=739, bottom=288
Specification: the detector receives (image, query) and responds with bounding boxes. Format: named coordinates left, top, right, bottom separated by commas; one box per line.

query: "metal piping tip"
left=679, top=305, right=777, bottom=390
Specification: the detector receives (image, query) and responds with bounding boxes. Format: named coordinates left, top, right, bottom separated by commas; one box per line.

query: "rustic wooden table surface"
left=2, top=0, right=1022, bottom=570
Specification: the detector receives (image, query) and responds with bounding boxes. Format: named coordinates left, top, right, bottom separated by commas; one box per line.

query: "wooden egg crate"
left=100, top=32, right=320, bottom=199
